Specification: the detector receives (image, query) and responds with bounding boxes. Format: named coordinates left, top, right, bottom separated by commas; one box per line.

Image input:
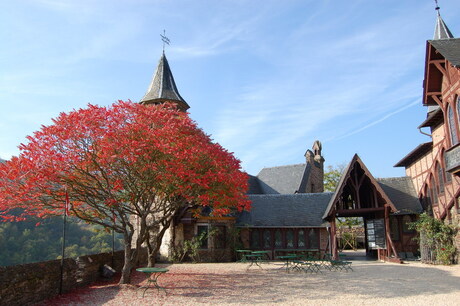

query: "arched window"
left=456, top=96, right=460, bottom=130
left=423, top=185, right=431, bottom=209
left=436, top=162, right=445, bottom=193
left=448, top=104, right=459, bottom=145
left=430, top=176, right=438, bottom=205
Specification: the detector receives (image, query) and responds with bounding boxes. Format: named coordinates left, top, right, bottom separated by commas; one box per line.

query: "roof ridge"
left=248, top=192, right=333, bottom=197
left=259, top=163, right=306, bottom=171
left=376, top=176, right=411, bottom=181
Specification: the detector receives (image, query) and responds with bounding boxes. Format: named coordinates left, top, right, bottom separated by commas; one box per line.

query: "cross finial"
left=160, top=30, right=170, bottom=54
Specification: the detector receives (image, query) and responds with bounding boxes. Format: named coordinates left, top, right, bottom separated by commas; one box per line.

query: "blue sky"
left=1, top=0, right=459, bottom=178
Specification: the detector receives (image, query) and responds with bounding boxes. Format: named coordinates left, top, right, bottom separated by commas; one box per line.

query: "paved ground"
left=40, top=260, right=460, bottom=305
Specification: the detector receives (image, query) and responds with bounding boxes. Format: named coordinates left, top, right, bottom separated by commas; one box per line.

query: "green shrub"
left=410, top=213, right=457, bottom=265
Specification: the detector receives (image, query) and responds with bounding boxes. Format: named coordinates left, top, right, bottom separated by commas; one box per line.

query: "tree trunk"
left=119, top=237, right=134, bottom=284
left=118, top=225, right=141, bottom=284
left=146, top=218, right=172, bottom=267
left=146, top=233, right=155, bottom=267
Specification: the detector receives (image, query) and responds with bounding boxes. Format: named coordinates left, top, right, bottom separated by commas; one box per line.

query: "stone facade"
left=304, top=140, right=325, bottom=193
left=162, top=216, right=237, bottom=262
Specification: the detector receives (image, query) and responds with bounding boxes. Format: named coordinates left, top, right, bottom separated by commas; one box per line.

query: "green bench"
left=291, top=260, right=322, bottom=273
left=325, top=260, right=353, bottom=272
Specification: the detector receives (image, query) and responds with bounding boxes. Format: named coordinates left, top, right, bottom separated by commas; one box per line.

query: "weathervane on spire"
left=434, top=0, right=440, bottom=12
left=160, top=30, right=170, bottom=54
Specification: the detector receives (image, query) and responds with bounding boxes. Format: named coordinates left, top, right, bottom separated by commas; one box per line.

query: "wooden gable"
left=323, top=154, right=397, bottom=220
left=423, top=42, right=446, bottom=106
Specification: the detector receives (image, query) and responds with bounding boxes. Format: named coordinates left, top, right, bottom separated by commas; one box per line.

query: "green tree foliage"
left=324, top=164, right=345, bottom=192
left=0, top=217, right=123, bottom=267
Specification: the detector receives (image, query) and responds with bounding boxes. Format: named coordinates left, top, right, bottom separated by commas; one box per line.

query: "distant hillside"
left=0, top=216, right=123, bottom=267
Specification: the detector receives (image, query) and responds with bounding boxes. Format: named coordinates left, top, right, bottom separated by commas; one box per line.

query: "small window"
left=298, top=230, right=306, bottom=248
left=402, top=215, right=415, bottom=234
left=197, top=225, right=209, bottom=249
left=286, top=230, right=294, bottom=248
left=437, top=163, right=445, bottom=193
left=430, top=176, right=438, bottom=204
left=449, top=104, right=458, bottom=145
left=390, top=217, right=400, bottom=241
left=448, top=104, right=459, bottom=146
left=423, top=186, right=432, bottom=209
left=275, top=230, right=282, bottom=248
left=263, top=229, right=271, bottom=248
left=308, top=229, right=319, bottom=249
left=456, top=96, right=460, bottom=138
left=251, top=230, right=260, bottom=249
left=214, top=225, right=226, bottom=249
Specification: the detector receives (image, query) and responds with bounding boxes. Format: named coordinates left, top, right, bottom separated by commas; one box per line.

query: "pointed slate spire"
left=433, top=3, right=454, bottom=40
left=140, top=52, right=190, bottom=111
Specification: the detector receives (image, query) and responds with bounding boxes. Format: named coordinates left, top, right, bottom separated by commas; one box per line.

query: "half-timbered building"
left=395, top=7, right=460, bottom=256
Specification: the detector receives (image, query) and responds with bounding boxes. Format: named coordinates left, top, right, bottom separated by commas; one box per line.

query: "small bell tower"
left=139, top=31, right=190, bottom=111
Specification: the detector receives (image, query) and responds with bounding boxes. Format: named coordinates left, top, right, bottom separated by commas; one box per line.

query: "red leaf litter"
left=37, top=261, right=460, bottom=305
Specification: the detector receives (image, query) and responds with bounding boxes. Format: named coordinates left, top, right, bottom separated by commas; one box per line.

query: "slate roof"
left=140, top=53, right=190, bottom=110
left=433, top=11, right=454, bottom=40
left=255, top=163, right=308, bottom=194
left=236, top=193, right=333, bottom=228
left=247, top=175, right=262, bottom=194
left=418, top=107, right=443, bottom=128
left=394, top=142, right=433, bottom=167
left=377, top=177, right=423, bottom=215
left=428, top=38, right=460, bottom=67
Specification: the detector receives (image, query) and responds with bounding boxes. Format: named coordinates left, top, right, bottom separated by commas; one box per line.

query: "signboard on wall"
left=366, top=219, right=386, bottom=249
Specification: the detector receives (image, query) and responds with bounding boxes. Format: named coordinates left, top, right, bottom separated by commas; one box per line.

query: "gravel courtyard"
left=41, top=260, right=460, bottom=305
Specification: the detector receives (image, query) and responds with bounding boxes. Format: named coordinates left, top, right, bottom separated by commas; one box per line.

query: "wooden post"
left=330, top=216, right=338, bottom=260
left=384, top=204, right=390, bottom=258
left=363, top=218, right=369, bottom=256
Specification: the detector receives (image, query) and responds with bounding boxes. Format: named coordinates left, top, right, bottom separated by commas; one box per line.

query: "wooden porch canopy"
left=322, top=154, right=401, bottom=262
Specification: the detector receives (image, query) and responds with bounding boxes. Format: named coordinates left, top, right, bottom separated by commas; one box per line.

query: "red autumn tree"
left=0, top=100, right=250, bottom=284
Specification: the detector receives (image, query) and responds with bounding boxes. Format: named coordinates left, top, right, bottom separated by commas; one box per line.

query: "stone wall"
left=0, top=249, right=147, bottom=306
